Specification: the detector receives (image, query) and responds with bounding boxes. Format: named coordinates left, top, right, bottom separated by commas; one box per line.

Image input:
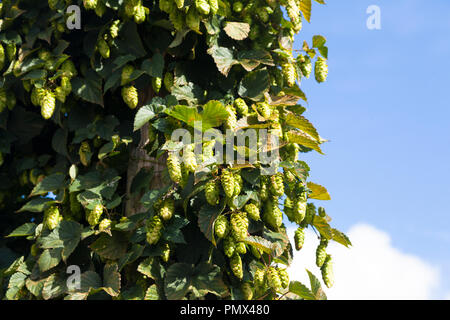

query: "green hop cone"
left=230, top=211, right=248, bottom=241
left=70, top=192, right=83, bottom=221
left=235, top=242, right=247, bottom=254
left=122, top=85, right=139, bottom=109
left=233, top=172, right=243, bottom=197
left=134, top=5, right=146, bottom=23
left=121, top=64, right=135, bottom=85
left=183, top=144, right=197, bottom=173
left=284, top=196, right=294, bottom=221
left=159, top=0, right=174, bottom=13
left=270, top=174, right=284, bottom=197
left=146, top=215, right=163, bottom=245
left=30, top=244, right=39, bottom=257
left=205, top=180, right=220, bottom=206
left=234, top=98, right=248, bottom=116
left=318, top=206, right=326, bottom=217
left=186, top=6, right=201, bottom=32
left=244, top=202, right=260, bottom=221
left=167, top=152, right=183, bottom=184
left=221, top=169, right=236, bottom=198
left=223, top=235, right=235, bottom=257
left=282, top=62, right=297, bottom=87
left=241, top=282, right=253, bottom=300
left=294, top=227, right=305, bottom=251
left=163, top=72, right=174, bottom=92
left=159, top=198, right=175, bottom=221
left=124, top=0, right=137, bottom=17
left=230, top=254, right=243, bottom=279
left=83, top=0, right=98, bottom=10
left=293, top=197, right=307, bottom=224
left=61, top=76, right=72, bottom=95
left=259, top=176, right=269, bottom=201
left=97, top=38, right=110, bottom=59
left=315, top=57, right=328, bottom=83
left=195, top=0, right=210, bottom=15
left=208, top=0, right=218, bottom=14
left=152, top=77, right=162, bottom=93
left=278, top=268, right=289, bottom=289
left=224, top=105, right=237, bottom=129
left=55, top=87, right=66, bottom=103
left=169, top=9, right=185, bottom=31
left=61, top=60, right=77, bottom=78
left=161, top=243, right=170, bottom=262
left=256, top=7, right=269, bottom=23
left=44, top=206, right=62, bottom=230
left=266, top=267, right=282, bottom=290
left=175, top=0, right=184, bottom=9
left=233, top=1, right=243, bottom=12
left=321, top=254, right=334, bottom=288
left=256, top=101, right=271, bottom=119
left=79, top=141, right=92, bottom=167
left=315, top=240, right=328, bottom=268
left=0, top=43, right=4, bottom=70
left=110, top=20, right=120, bottom=38
left=214, top=215, right=229, bottom=239
left=254, top=268, right=265, bottom=287
left=40, top=89, right=56, bottom=120
left=86, top=204, right=103, bottom=226
left=99, top=218, right=112, bottom=231
left=263, top=198, right=282, bottom=230
left=298, top=54, right=312, bottom=78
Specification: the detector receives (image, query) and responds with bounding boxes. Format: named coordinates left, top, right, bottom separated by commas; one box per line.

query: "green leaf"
left=141, top=53, right=164, bottom=78
left=285, top=113, right=320, bottom=141
left=133, top=97, right=166, bottom=131
left=26, top=278, right=46, bottom=298
left=78, top=271, right=102, bottom=294
left=198, top=204, right=224, bottom=245
left=312, top=35, right=326, bottom=48
left=306, top=269, right=327, bottom=300
left=30, top=173, right=66, bottom=197
left=52, top=128, right=69, bottom=158
left=39, top=221, right=82, bottom=262
left=237, top=50, right=274, bottom=72
left=144, top=284, right=160, bottom=300
left=103, top=263, right=121, bottom=297
left=289, top=281, right=315, bottom=300
left=245, top=235, right=281, bottom=256
left=207, top=46, right=238, bottom=76
left=224, top=22, right=250, bottom=40
left=287, top=130, right=324, bottom=155
left=191, top=262, right=228, bottom=298
left=38, top=248, right=63, bottom=272
left=162, top=216, right=189, bottom=244
left=238, top=68, right=270, bottom=101
left=164, top=263, right=192, bottom=300
left=71, top=70, right=104, bottom=107
left=201, top=100, right=230, bottom=131
left=6, top=223, right=36, bottom=238
left=90, top=231, right=128, bottom=260
left=300, top=0, right=312, bottom=23
left=307, top=182, right=331, bottom=200
left=332, top=228, right=352, bottom=247
left=312, top=215, right=332, bottom=239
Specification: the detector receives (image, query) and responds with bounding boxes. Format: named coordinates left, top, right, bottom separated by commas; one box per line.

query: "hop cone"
left=233, top=2, right=243, bottom=12
left=214, top=215, right=229, bottom=239
left=95, top=0, right=107, bottom=17
left=61, top=60, right=77, bottom=78
left=233, top=172, right=243, bottom=197
left=298, top=54, right=312, bottom=78
left=183, top=144, right=197, bottom=172
left=167, top=152, right=182, bottom=183
left=315, top=240, right=328, bottom=268
left=293, top=197, right=307, bottom=224
left=235, top=242, right=247, bottom=254
left=146, top=215, right=163, bottom=245
left=86, top=204, right=103, bottom=226
left=225, top=105, right=237, bottom=129
left=270, top=174, right=284, bottom=197
left=256, top=102, right=271, bottom=119
left=97, top=39, right=110, bottom=59
left=163, top=72, right=174, bottom=92
left=110, top=20, right=120, bottom=38
left=254, top=268, right=265, bottom=287
left=234, top=98, right=248, bottom=116
left=121, top=64, right=135, bottom=85
left=55, top=87, right=66, bottom=103
left=61, top=76, right=72, bottom=95
left=161, top=243, right=171, bottom=262
left=44, top=206, right=62, bottom=230
left=152, top=77, right=162, bottom=93
left=278, top=268, right=290, bottom=289
left=267, top=267, right=281, bottom=290
left=263, top=199, right=282, bottom=230
left=0, top=44, right=4, bottom=70
left=294, top=227, right=305, bottom=251
left=122, top=85, right=138, bottom=109
left=83, top=0, right=98, bottom=10
left=195, top=0, right=210, bottom=15
left=175, top=0, right=184, bottom=9
left=208, top=0, right=219, bottom=14
left=230, top=211, right=248, bottom=241
left=221, top=169, right=236, bottom=198
left=230, top=254, right=243, bottom=279
left=79, top=141, right=91, bottom=167
left=315, top=57, right=328, bottom=83
left=321, top=254, right=334, bottom=288
left=244, top=202, right=260, bottom=221
left=159, top=198, right=175, bottom=221
left=282, top=62, right=296, bottom=87
left=205, top=180, right=219, bottom=206
left=223, top=235, right=235, bottom=258
left=40, top=89, right=56, bottom=120
left=99, top=218, right=112, bottom=231
left=134, top=5, right=146, bottom=24
left=259, top=176, right=269, bottom=201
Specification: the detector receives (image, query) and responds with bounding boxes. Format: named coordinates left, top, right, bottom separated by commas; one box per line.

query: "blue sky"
left=289, top=0, right=450, bottom=298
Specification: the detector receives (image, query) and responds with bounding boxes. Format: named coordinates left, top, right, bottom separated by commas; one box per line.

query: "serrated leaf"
left=207, top=46, right=238, bottom=76
left=306, top=269, right=327, bottom=300
left=71, top=70, right=104, bottom=107
left=289, top=281, right=315, bottom=300
left=224, top=22, right=250, bottom=40
left=90, top=231, right=128, bottom=260
left=300, top=0, right=312, bottom=23
left=332, top=228, right=352, bottom=247
left=103, top=263, right=121, bottom=297
left=6, top=223, right=36, bottom=238
left=133, top=97, right=166, bottom=131
left=191, top=262, right=228, bottom=298
left=78, top=271, right=102, bottom=294
left=307, top=182, right=331, bottom=200
left=287, top=130, right=324, bottom=154
left=42, top=274, right=67, bottom=300
left=164, top=263, right=192, bottom=300
left=285, top=113, right=320, bottom=141
left=312, top=215, right=332, bottom=239
left=38, top=248, right=63, bottom=272
left=238, top=68, right=270, bottom=101
left=30, top=173, right=66, bottom=197
left=144, top=284, right=160, bottom=300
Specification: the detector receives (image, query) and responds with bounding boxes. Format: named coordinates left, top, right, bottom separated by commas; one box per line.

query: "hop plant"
left=205, top=180, right=220, bottom=206
left=159, top=198, right=175, bottom=221
left=241, top=282, right=253, bottom=300
left=48, top=0, right=59, bottom=10
left=152, top=77, right=162, bottom=93
left=259, top=176, right=269, bottom=201
left=294, top=227, right=305, bottom=251
left=79, top=141, right=92, bottom=167
left=223, top=235, right=235, bottom=258
left=99, top=218, right=112, bottom=231
left=214, top=215, right=229, bottom=239
left=230, top=254, right=243, bottom=279
left=221, top=169, right=236, bottom=198
left=195, top=0, right=210, bottom=15
left=254, top=268, right=265, bottom=287
left=321, top=254, right=334, bottom=288
left=134, top=5, right=146, bottom=24
left=146, top=215, right=164, bottom=245
left=186, top=6, right=201, bottom=32
left=161, top=243, right=171, bottom=262
left=233, top=1, right=243, bottom=12
left=40, top=89, right=56, bottom=120
left=244, top=202, right=260, bottom=221
left=97, top=39, right=110, bottom=59
left=61, top=76, right=72, bottom=95
left=121, top=64, right=135, bottom=85
left=163, top=72, right=174, bottom=92
left=55, top=87, right=66, bottom=103
left=233, top=172, right=243, bottom=197
left=293, top=197, right=307, bottom=224
left=266, top=267, right=282, bottom=290
left=263, top=198, right=282, bottom=230
left=208, top=0, right=219, bottom=14
left=167, top=152, right=182, bottom=184
left=315, top=57, right=328, bottom=83
left=224, top=105, right=237, bottom=129
left=169, top=8, right=185, bottom=31
left=122, top=85, right=138, bottom=109
left=230, top=211, right=248, bottom=241
left=83, top=0, right=98, bottom=10
left=183, top=144, right=197, bottom=172
left=61, top=60, right=77, bottom=78
left=110, top=20, right=121, bottom=38
left=0, top=44, right=4, bottom=70
left=86, top=204, right=103, bottom=226
left=95, top=0, right=107, bottom=17
left=234, top=98, right=248, bottom=116
left=298, top=54, right=312, bottom=78
left=175, top=0, right=184, bottom=9
left=256, top=102, right=271, bottom=119
left=281, top=62, right=297, bottom=87
left=235, top=242, right=247, bottom=254
left=44, top=206, right=62, bottom=230
left=70, top=193, right=83, bottom=221
left=278, top=268, right=289, bottom=289
left=315, top=239, right=328, bottom=268
left=270, top=174, right=284, bottom=197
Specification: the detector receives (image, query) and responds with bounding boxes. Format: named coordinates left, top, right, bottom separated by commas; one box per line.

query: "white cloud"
left=287, top=223, right=441, bottom=300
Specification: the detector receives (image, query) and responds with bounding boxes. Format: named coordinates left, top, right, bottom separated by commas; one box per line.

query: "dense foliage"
left=0, top=0, right=351, bottom=300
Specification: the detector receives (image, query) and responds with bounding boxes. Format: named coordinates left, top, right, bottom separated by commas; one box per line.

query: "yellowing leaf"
left=300, top=0, right=312, bottom=23
left=307, top=182, right=331, bottom=200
